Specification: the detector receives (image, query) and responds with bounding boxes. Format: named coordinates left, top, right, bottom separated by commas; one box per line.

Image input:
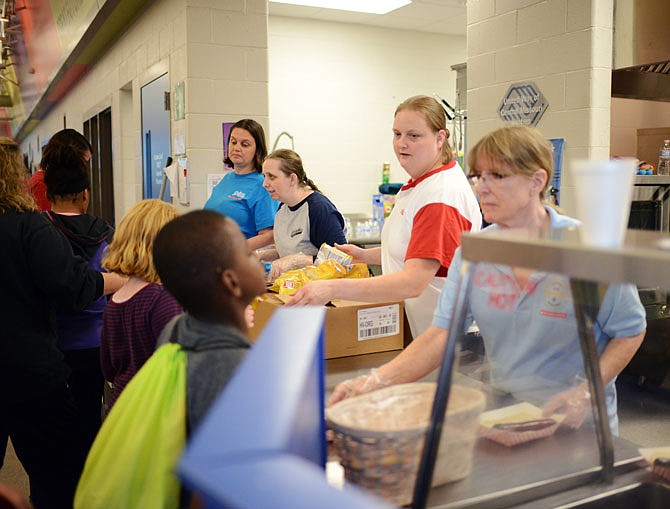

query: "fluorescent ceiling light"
left=269, top=0, right=411, bottom=15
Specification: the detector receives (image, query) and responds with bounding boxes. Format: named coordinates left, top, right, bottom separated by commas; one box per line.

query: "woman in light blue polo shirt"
left=204, top=119, right=278, bottom=250
left=329, top=125, right=646, bottom=435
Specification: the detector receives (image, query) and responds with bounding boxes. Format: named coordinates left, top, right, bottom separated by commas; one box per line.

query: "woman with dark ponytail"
left=29, top=128, right=92, bottom=211
left=42, top=131, right=115, bottom=451
left=262, top=149, right=346, bottom=265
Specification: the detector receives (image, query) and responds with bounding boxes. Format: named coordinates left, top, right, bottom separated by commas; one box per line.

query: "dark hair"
left=265, top=149, right=322, bottom=193
left=44, top=149, right=90, bottom=201
left=153, top=210, right=235, bottom=317
left=224, top=119, right=267, bottom=173
left=40, top=129, right=92, bottom=171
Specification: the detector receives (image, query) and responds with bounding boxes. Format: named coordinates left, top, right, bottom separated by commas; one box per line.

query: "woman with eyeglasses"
left=329, top=125, right=646, bottom=436
left=288, top=95, right=482, bottom=340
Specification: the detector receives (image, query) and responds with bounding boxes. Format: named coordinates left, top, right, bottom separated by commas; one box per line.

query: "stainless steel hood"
left=612, top=0, right=670, bottom=102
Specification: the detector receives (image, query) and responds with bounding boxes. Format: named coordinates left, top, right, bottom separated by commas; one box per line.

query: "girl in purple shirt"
left=101, top=199, right=183, bottom=410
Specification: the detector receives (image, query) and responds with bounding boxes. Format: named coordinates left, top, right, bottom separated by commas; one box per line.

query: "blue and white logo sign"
left=498, top=82, right=548, bottom=126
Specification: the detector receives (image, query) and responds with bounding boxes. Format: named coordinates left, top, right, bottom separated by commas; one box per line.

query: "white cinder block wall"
left=185, top=0, right=269, bottom=209
left=20, top=0, right=188, bottom=217
left=268, top=17, right=465, bottom=215
left=19, top=0, right=270, bottom=219
left=467, top=0, right=614, bottom=218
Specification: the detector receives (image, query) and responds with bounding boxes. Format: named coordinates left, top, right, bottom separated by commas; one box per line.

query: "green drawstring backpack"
left=74, top=342, right=187, bottom=509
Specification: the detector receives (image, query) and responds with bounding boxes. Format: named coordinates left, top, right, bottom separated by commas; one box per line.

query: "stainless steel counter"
left=326, top=353, right=644, bottom=509
left=326, top=228, right=670, bottom=508
left=426, top=431, right=641, bottom=509
left=635, top=175, right=670, bottom=185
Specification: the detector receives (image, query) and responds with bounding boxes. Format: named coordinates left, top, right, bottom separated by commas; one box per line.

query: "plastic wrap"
left=328, top=368, right=391, bottom=406
left=542, top=381, right=591, bottom=430
left=267, top=253, right=313, bottom=282
left=326, top=383, right=485, bottom=506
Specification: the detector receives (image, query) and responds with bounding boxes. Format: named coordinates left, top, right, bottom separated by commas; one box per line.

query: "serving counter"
left=326, top=351, right=644, bottom=509
left=327, top=227, right=670, bottom=508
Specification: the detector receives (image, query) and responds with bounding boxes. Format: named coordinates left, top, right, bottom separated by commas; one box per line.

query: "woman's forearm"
left=248, top=228, right=274, bottom=250
left=599, top=332, right=645, bottom=385
left=327, top=258, right=438, bottom=302
left=379, top=325, right=448, bottom=384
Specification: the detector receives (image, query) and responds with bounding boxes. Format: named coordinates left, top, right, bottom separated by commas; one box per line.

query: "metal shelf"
left=414, top=225, right=667, bottom=508
left=635, top=175, right=670, bottom=185
left=460, top=227, right=670, bottom=288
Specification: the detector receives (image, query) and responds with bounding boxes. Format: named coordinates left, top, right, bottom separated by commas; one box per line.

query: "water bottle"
left=658, top=139, right=670, bottom=176
left=382, top=162, right=390, bottom=184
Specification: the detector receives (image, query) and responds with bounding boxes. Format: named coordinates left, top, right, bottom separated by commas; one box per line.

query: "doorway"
left=141, top=73, right=171, bottom=201
left=84, top=108, right=115, bottom=225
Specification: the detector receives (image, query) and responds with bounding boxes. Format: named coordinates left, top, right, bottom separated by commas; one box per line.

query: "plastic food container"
left=479, top=402, right=565, bottom=447
left=326, top=383, right=485, bottom=506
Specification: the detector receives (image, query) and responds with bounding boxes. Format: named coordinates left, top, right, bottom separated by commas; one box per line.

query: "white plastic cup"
left=570, top=158, right=637, bottom=248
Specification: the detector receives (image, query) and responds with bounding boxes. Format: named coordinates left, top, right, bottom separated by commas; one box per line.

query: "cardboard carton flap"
left=250, top=293, right=404, bottom=359
left=272, top=294, right=291, bottom=305
left=330, top=299, right=384, bottom=308
left=263, top=294, right=391, bottom=308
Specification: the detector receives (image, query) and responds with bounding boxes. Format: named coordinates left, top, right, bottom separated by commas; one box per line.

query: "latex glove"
left=267, top=253, right=313, bottom=282
left=287, top=280, right=334, bottom=306
left=327, top=368, right=392, bottom=406
left=244, top=304, right=255, bottom=329
left=542, top=383, right=591, bottom=430
left=255, top=247, right=278, bottom=262
left=334, top=243, right=368, bottom=264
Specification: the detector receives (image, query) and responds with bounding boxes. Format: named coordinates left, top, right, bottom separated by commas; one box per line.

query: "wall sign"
left=498, top=81, right=548, bottom=126
left=173, top=82, right=185, bottom=121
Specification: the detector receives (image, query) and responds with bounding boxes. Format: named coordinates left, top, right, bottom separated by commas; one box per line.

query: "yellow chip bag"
left=271, top=268, right=309, bottom=293
left=346, top=263, right=370, bottom=279
left=277, top=277, right=306, bottom=295
left=311, top=259, right=347, bottom=280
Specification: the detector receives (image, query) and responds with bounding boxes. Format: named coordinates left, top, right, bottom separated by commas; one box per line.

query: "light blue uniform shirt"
left=204, top=171, right=278, bottom=239
left=432, top=206, right=646, bottom=434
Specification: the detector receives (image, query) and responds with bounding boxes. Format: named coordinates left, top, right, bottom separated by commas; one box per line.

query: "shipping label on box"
left=357, top=304, right=400, bottom=341
left=249, top=294, right=404, bottom=359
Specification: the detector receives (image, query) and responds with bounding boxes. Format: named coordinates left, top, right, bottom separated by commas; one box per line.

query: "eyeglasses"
left=466, top=171, right=514, bottom=187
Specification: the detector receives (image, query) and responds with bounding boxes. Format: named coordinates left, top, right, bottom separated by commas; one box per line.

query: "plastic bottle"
left=382, top=162, right=390, bottom=184
left=658, top=139, right=670, bottom=176
left=372, top=194, right=384, bottom=223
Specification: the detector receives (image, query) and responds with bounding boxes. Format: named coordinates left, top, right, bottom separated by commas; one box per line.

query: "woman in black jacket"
left=0, top=137, right=122, bottom=509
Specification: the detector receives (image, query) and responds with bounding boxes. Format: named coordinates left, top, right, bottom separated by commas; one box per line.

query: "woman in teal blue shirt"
left=204, top=119, right=278, bottom=250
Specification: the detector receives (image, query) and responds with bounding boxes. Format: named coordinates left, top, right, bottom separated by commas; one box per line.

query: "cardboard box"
left=637, top=127, right=670, bottom=168
left=249, top=293, right=404, bottom=359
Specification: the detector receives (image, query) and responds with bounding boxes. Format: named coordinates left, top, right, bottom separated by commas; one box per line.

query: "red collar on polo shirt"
left=400, top=160, right=457, bottom=191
